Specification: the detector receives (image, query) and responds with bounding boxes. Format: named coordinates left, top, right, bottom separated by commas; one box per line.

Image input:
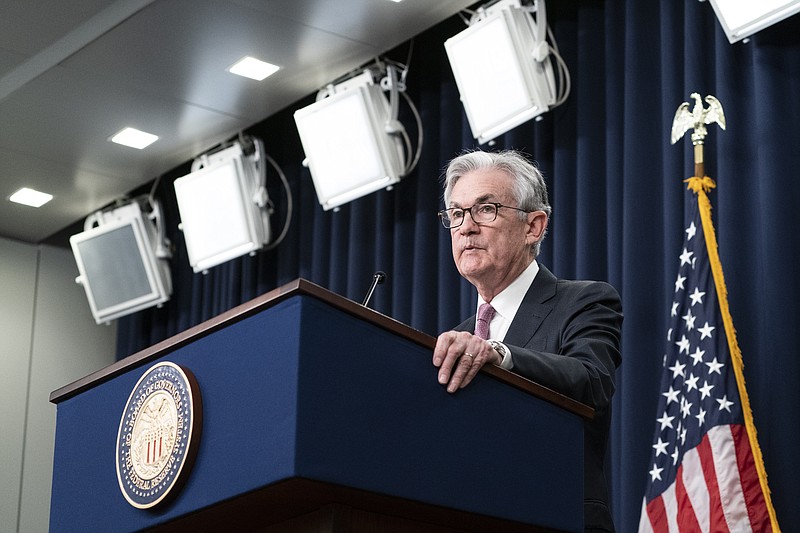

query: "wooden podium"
left=49, top=279, right=590, bottom=532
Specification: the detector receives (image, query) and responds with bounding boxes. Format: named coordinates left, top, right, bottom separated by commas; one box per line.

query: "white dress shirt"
left=475, top=260, right=540, bottom=369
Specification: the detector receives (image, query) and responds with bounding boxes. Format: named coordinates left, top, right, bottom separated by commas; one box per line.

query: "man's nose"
left=459, top=210, right=479, bottom=233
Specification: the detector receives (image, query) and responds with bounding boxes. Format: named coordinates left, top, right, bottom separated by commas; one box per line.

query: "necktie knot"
left=475, top=303, right=496, bottom=340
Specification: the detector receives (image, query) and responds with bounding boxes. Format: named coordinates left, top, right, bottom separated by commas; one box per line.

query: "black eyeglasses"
left=437, top=202, right=531, bottom=229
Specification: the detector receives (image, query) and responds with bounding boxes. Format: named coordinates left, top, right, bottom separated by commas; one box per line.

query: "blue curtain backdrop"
left=116, top=1, right=799, bottom=531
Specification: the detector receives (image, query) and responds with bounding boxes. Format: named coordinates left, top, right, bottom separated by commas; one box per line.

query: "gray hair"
left=443, top=150, right=551, bottom=257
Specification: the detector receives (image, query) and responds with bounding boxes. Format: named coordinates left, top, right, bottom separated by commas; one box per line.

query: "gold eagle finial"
left=671, top=92, right=726, bottom=145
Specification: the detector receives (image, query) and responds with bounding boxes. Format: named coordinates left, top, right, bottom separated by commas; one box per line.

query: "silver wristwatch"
left=488, top=339, right=508, bottom=361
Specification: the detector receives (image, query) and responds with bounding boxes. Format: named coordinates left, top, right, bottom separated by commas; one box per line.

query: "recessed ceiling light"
left=9, top=187, right=53, bottom=207
left=228, top=56, right=280, bottom=81
left=110, top=127, right=159, bottom=149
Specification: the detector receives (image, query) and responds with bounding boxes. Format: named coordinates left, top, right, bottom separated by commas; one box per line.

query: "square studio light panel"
left=445, top=2, right=556, bottom=143
left=174, top=143, right=268, bottom=273
left=70, top=201, right=171, bottom=324
left=294, top=74, right=403, bottom=210
left=708, top=0, right=800, bottom=42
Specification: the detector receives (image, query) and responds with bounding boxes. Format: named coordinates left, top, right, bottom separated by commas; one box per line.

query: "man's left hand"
left=433, top=331, right=501, bottom=393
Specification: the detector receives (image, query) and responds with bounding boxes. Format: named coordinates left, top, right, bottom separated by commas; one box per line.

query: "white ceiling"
left=0, top=0, right=476, bottom=244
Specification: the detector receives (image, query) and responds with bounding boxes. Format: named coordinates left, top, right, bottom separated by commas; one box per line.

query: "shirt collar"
left=476, top=259, right=540, bottom=321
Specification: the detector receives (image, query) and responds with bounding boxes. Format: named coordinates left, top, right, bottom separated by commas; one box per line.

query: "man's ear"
left=526, top=210, right=549, bottom=244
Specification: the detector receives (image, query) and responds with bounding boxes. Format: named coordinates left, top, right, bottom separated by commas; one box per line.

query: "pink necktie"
left=475, top=303, right=496, bottom=340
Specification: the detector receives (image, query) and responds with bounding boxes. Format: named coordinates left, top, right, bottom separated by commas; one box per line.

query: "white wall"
left=0, top=237, right=117, bottom=532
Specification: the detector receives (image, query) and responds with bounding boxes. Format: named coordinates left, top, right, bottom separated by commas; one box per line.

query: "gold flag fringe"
left=685, top=176, right=781, bottom=532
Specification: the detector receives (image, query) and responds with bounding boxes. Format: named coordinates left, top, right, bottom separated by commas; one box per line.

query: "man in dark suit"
left=433, top=150, right=623, bottom=532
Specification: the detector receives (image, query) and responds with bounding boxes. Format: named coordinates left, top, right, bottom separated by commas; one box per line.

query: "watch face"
left=490, top=340, right=505, bottom=357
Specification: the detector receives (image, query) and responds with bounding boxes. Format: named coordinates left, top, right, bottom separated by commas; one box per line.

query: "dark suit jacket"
left=456, top=264, right=623, bottom=532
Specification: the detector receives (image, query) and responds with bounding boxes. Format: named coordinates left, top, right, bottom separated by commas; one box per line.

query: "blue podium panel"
left=293, top=297, right=583, bottom=530
left=50, top=287, right=583, bottom=532
left=50, top=297, right=306, bottom=531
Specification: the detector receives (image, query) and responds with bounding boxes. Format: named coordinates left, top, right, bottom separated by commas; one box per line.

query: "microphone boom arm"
left=362, top=271, right=387, bottom=307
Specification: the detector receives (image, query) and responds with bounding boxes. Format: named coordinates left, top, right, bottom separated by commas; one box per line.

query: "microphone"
left=362, top=271, right=387, bottom=307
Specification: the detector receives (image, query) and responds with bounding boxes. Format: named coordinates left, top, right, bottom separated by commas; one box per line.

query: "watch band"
left=488, top=339, right=507, bottom=360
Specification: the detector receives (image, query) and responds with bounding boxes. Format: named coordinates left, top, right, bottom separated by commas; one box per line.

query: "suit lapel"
left=503, top=265, right=556, bottom=347
left=455, top=315, right=475, bottom=333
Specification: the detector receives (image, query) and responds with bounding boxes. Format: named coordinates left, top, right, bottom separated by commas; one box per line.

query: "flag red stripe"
left=675, top=464, right=702, bottom=531
left=681, top=446, right=710, bottom=530
left=731, top=424, right=772, bottom=532
left=697, top=434, right=729, bottom=531
left=645, top=494, right=671, bottom=533
left=696, top=433, right=730, bottom=532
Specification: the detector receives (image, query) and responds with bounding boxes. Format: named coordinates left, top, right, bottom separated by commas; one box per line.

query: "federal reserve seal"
left=116, top=361, right=202, bottom=509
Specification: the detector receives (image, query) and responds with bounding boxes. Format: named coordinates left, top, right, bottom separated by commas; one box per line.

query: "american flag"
left=638, top=179, right=779, bottom=532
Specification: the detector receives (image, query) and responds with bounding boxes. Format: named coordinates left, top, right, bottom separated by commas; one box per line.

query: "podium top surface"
left=50, top=278, right=592, bottom=419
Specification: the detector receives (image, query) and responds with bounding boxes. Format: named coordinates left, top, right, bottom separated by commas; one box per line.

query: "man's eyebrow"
left=449, top=194, right=495, bottom=208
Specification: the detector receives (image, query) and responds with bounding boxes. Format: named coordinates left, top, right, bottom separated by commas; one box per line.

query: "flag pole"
left=671, top=94, right=781, bottom=532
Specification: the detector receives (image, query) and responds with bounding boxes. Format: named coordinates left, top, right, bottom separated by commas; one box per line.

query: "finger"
left=447, top=352, right=475, bottom=392
left=460, top=358, right=481, bottom=389
left=432, top=332, right=457, bottom=367
left=458, top=340, right=497, bottom=389
left=459, top=346, right=490, bottom=389
left=438, top=345, right=463, bottom=386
